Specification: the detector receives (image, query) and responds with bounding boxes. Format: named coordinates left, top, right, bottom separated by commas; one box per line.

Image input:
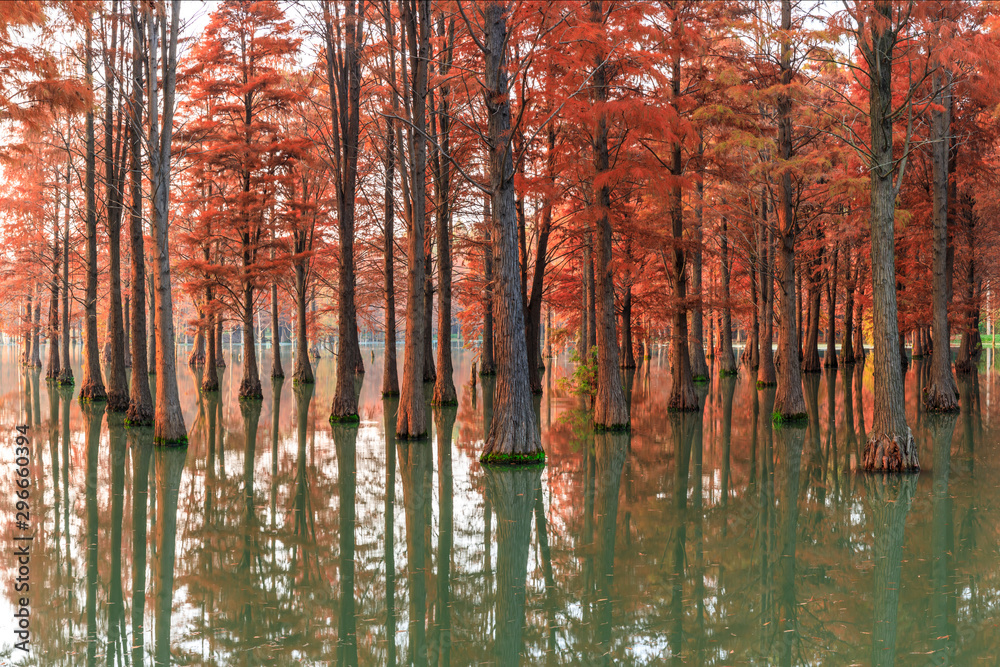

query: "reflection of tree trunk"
left=432, top=407, right=456, bottom=665
left=239, top=400, right=263, bottom=578
left=484, top=465, right=542, bottom=666
left=83, top=404, right=103, bottom=667
left=668, top=411, right=697, bottom=663
left=106, top=417, right=128, bottom=665
left=928, top=414, right=957, bottom=665
left=383, top=398, right=398, bottom=667
left=756, top=387, right=776, bottom=655
left=128, top=427, right=154, bottom=667
left=774, top=422, right=805, bottom=667
left=866, top=475, right=916, bottom=667
left=399, top=439, right=432, bottom=667
left=333, top=423, right=359, bottom=665
left=594, top=429, right=628, bottom=664
left=153, top=446, right=187, bottom=667
left=535, top=484, right=557, bottom=665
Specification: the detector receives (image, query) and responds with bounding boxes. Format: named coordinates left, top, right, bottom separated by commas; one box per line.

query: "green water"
left=2, top=345, right=999, bottom=665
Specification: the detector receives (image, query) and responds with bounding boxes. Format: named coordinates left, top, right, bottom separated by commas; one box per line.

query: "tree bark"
left=824, top=246, right=839, bottom=368
left=859, top=0, right=917, bottom=471
left=689, top=138, right=709, bottom=381
left=126, top=11, right=153, bottom=423
left=46, top=212, right=60, bottom=381
left=621, top=285, right=635, bottom=369
left=481, top=197, right=496, bottom=376
left=395, top=0, right=430, bottom=439
left=802, top=260, right=822, bottom=373
left=842, top=247, right=857, bottom=364
left=757, top=208, right=776, bottom=387
left=591, top=0, right=629, bottom=429
left=239, top=288, right=262, bottom=399
left=79, top=16, right=106, bottom=403
left=525, top=121, right=556, bottom=393
left=480, top=0, right=543, bottom=462
left=665, top=15, right=698, bottom=412
left=432, top=18, right=457, bottom=406
left=270, top=283, right=283, bottom=378
left=146, top=0, right=187, bottom=444
left=717, top=215, right=737, bottom=376
left=381, top=119, right=398, bottom=395
left=324, top=0, right=365, bottom=422
left=422, top=219, right=436, bottom=383
left=57, top=160, right=73, bottom=386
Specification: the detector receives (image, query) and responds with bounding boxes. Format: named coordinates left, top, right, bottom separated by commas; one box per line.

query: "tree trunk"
left=717, top=215, right=737, bottom=376
left=860, top=0, right=917, bottom=471
left=147, top=272, right=156, bottom=373
left=757, top=211, right=776, bottom=387
left=31, top=285, right=42, bottom=368
left=481, top=197, right=496, bottom=376
left=591, top=0, right=629, bottom=430
left=240, top=287, right=262, bottom=400
left=824, top=246, right=839, bottom=368
left=396, top=0, right=430, bottom=439
left=525, top=121, right=556, bottom=393
left=270, top=283, right=283, bottom=378
left=58, top=163, right=73, bottom=386
left=665, top=18, right=698, bottom=412
left=79, top=17, right=106, bottom=403
left=479, top=1, right=543, bottom=463
left=188, top=324, right=205, bottom=367
left=745, top=251, right=760, bottom=371
left=586, top=237, right=596, bottom=353
left=772, top=0, right=806, bottom=417
left=381, top=119, right=398, bottom=395
left=126, top=19, right=153, bottom=423
left=432, top=23, right=457, bottom=406
left=801, top=264, right=822, bottom=373
left=689, top=138, right=709, bottom=381
left=842, top=248, right=857, bottom=364
left=46, top=214, right=61, bottom=381
left=621, top=286, right=635, bottom=369
left=145, top=0, right=186, bottom=444
left=202, top=281, right=219, bottom=392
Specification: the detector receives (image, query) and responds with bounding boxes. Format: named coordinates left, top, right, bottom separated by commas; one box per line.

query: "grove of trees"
left=3, top=0, right=1000, bottom=471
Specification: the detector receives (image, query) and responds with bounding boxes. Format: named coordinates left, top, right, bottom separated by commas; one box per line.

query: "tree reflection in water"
left=12, top=350, right=1000, bottom=665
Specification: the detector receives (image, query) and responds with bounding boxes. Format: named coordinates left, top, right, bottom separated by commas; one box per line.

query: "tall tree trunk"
left=802, top=263, right=822, bottom=373
left=240, top=286, right=262, bottom=399
left=578, top=255, right=589, bottom=363
left=146, top=0, right=186, bottom=443
left=325, top=0, right=365, bottom=422
left=126, top=10, right=153, bottom=424
left=665, top=16, right=697, bottom=412
left=58, top=159, right=73, bottom=386
left=422, top=220, right=436, bottom=383
left=31, top=285, right=42, bottom=367
left=202, top=296, right=219, bottom=391
left=717, top=215, right=737, bottom=375
left=481, top=197, right=496, bottom=376
left=586, top=237, right=596, bottom=352
left=46, top=212, right=61, bottom=381
left=147, top=272, right=156, bottom=374
left=757, top=206, right=776, bottom=387
left=525, top=121, right=556, bottom=393
left=824, top=246, right=839, bottom=368
left=432, top=18, right=457, bottom=406
left=479, top=0, right=543, bottom=462
left=396, top=0, right=430, bottom=439
left=590, top=0, right=629, bottom=429
left=772, top=0, right=806, bottom=418
left=188, top=324, right=205, bottom=367
left=381, top=120, right=398, bottom=395
left=79, top=16, right=106, bottom=402
left=621, top=285, right=635, bottom=369
left=689, top=138, right=709, bottom=381
left=859, top=0, right=917, bottom=471
left=842, top=247, right=857, bottom=365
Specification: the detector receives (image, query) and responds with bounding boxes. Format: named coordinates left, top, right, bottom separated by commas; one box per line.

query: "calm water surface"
left=2, top=344, right=1000, bottom=666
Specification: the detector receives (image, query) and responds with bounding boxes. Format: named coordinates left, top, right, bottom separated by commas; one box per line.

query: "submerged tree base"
left=480, top=450, right=546, bottom=466
left=667, top=404, right=700, bottom=413
left=923, top=386, right=959, bottom=413
left=329, top=413, right=360, bottom=424
left=719, top=369, right=739, bottom=378
left=862, top=430, right=920, bottom=472
left=756, top=380, right=777, bottom=389
left=773, top=411, right=807, bottom=425
left=153, top=435, right=189, bottom=446
left=693, top=374, right=709, bottom=383
left=124, top=417, right=155, bottom=428
left=395, top=430, right=428, bottom=440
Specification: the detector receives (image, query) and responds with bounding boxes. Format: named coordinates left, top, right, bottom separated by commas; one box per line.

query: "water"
left=3, top=344, right=1000, bottom=665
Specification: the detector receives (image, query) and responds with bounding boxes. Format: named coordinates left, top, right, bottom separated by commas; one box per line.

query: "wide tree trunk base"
left=57, top=370, right=74, bottom=386
left=188, top=352, right=206, bottom=367
left=239, top=379, right=263, bottom=401
left=125, top=402, right=154, bottom=427
left=293, top=370, right=315, bottom=386
left=756, top=380, right=777, bottom=389
left=954, top=359, right=975, bottom=375
left=480, top=451, right=545, bottom=465
left=271, top=368, right=285, bottom=379
left=862, top=430, right=920, bottom=472
left=79, top=381, right=107, bottom=403
left=923, top=384, right=959, bottom=413
left=107, top=391, right=130, bottom=413
left=201, top=377, right=220, bottom=392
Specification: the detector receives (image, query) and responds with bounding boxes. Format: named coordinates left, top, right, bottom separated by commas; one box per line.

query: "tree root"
left=862, top=430, right=919, bottom=472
